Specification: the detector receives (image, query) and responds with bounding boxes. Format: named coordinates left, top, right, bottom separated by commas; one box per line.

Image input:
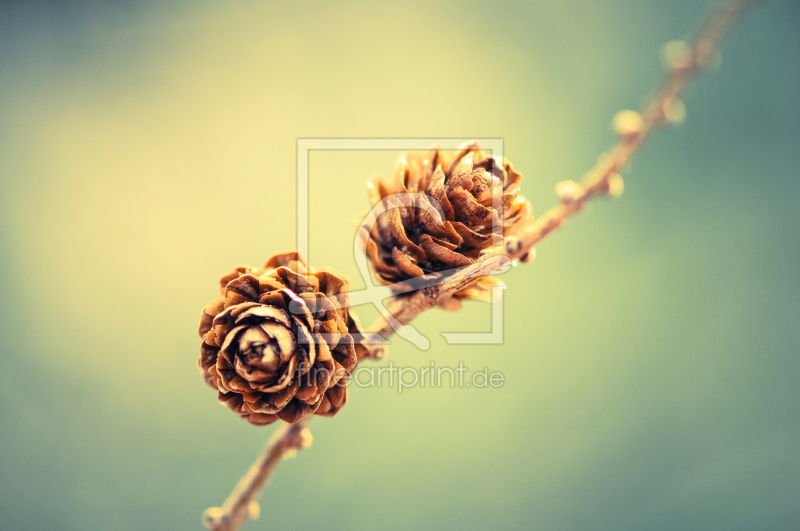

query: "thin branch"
left=367, top=0, right=756, bottom=343
left=203, top=1, right=756, bottom=529
left=505, top=0, right=757, bottom=261
left=364, top=254, right=511, bottom=348
left=203, top=420, right=312, bottom=531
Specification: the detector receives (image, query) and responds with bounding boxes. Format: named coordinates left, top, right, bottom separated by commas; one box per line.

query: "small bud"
left=248, top=501, right=261, bottom=520
left=283, top=426, right=313, bottom=459
left=202, top=507, right=224, bottom=529
left=298, top=428, right=313, bottom=449
left=555, top=180, right=585, bottom=204
left=613, top=110, right=643, bottom=137
left=661, top=40, right=693, bottom=70
left=663, top=98, right=686, bottom=124
left=520, top=248, right=536, bottom=264
left=607, top=173, right=624, bottom=198
left=505, top=238, right=520, bottom=255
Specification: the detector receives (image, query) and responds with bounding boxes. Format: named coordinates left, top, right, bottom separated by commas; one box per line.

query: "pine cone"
left=365, top=142, right=531, bottom=302
left=198, top=251, right=368, bottom=426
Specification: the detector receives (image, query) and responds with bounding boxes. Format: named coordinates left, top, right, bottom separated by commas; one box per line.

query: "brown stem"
left=364, top=254, right=510, bottom=347
left=365, top=0, right=757, bottom=344
left=202, top=420, right=312, bottom=531
left=505, top=0, right=758, bottom=261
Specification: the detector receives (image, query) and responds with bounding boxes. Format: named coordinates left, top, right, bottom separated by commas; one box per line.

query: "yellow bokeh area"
left=0, top=1, right=798, bottom=530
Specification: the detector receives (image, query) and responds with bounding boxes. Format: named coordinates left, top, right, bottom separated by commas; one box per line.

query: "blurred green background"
left=1, top=0, right=798, bottom=529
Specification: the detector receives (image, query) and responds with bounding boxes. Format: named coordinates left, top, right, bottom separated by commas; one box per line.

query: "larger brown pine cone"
left=198, top=252, right=368, bottom=426
left=365, top=142, right=531, bottom=301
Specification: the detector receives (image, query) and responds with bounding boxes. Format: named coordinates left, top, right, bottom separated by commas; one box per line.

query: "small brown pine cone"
left=365, top=142, right=531, bottom=302
left=198, top=251, right=369, bottom=426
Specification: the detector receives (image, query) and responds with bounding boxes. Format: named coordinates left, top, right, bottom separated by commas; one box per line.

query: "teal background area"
left=0, top=1, right=798, bottom=530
